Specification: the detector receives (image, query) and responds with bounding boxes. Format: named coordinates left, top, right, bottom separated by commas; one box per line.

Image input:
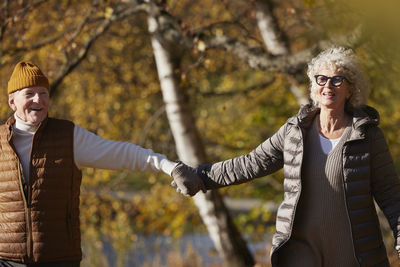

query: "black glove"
left=171, top=162, right=207, bottom=196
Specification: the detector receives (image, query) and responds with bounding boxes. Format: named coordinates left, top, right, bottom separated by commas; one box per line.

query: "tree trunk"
left=255, top=0, right=309, bottom=106
left=255, top=0, right=288, bottom=56
left=147, top=7, right=255, bottom=267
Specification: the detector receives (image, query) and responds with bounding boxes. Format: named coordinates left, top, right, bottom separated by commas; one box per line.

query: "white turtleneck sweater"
left=12, top=114, right=177, bottom=182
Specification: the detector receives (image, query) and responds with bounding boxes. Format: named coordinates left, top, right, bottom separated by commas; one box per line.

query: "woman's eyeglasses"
left=314, top=75, right=348, bottom=87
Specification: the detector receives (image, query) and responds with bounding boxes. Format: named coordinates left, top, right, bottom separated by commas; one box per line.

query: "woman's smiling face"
left=8, top=86, right=50, bottom=124
left=315, top=68, right=351, bottom=111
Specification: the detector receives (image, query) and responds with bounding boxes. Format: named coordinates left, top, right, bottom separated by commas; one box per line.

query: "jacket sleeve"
left=197, top=123, right=286, bottom=189
left=369, top=127, right=400, bottom=252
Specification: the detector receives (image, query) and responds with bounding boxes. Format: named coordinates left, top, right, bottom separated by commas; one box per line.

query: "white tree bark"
left=255, top=0, right=309, bottom=106
left=147, top=10, right=254, bottom=267
left=255, top=0, right=288, bottom=56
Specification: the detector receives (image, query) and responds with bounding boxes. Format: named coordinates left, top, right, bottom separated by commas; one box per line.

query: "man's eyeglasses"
left=314, top=75, right=348, bottom=87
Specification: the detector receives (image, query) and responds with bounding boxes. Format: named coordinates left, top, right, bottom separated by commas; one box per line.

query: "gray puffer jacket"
left=198, top=104, right=400, bottom=267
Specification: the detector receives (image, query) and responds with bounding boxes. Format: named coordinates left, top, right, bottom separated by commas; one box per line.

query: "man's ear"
left=8, top=94, right=16, bottom=111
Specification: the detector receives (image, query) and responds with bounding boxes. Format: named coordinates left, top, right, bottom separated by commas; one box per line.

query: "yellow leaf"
left=198, top=40, right=206, bottom=51
left=105, top=7, right=113, bottom=19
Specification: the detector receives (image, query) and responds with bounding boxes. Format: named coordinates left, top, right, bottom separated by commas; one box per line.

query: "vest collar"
left=5, top=115, right=49, bottom=142
left=14, top=114, right=39, bottom=133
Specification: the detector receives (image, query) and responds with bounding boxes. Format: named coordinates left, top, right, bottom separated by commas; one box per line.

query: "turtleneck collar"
left=14, top=113, right=40, bottom=133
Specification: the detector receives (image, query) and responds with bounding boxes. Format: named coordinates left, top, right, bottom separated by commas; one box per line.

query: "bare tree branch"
left=204, top=34, right=360, bottom=73
left=9, top=4, right=96, bottom=56
left=129, top=0, right=363, bottom=77
left=201, top=78, right=276, bottom=97
left=32, top=0, right=363, bottom=100
left=50, top=4, right=147, bottom=96
left=8, top=32, right=65, bottom=55
left=254, top=0, right=289, bottom=55
left=252, top=0, right=309, bottom=105
left=49, top=19, right=113, bottom=96
left=191, top=20, right=262, bottom=45
left=0, top=0, right=48, bottom=33
left=0, top=0, right=48, bottom=62
left=139, top=105, right=166, bottom=146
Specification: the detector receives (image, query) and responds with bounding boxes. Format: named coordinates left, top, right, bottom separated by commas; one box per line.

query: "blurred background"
left=0, top=0, right=399, bottom=266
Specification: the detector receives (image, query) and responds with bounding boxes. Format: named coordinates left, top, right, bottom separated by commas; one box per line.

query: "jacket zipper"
left=271, top=125, right=304, bottom=261
left=341, top=143, right=361, bottom=267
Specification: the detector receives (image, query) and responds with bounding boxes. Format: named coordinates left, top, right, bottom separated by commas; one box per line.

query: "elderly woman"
left=171, top=47, right=400, bottom=267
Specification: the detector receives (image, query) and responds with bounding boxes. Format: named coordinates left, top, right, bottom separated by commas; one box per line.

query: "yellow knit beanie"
left=7, top=61, right=49, bottom=94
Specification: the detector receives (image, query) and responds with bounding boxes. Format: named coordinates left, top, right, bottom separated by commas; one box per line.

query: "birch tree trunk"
left=255, top=0, right=309, bottom=106
left=147, top=5, right=255, bottom=267
left=255, top=0, right=288, bottom=56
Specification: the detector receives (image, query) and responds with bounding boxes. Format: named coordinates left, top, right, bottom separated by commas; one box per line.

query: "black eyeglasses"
left=314, top=75, right=348, bottom=87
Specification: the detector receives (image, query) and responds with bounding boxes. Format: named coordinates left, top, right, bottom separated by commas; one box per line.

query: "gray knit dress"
left=277, top=118, right=359, bottom=267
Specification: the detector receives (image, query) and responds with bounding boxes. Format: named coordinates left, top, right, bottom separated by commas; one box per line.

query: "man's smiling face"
left=8, top=86, right=50, bottom=124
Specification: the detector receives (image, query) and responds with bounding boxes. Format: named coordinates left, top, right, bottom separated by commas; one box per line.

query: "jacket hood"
left=287, top=104, right=318, bottom=128
left=287, top=104, right=380, bottom=140
left=351, top=105, right=379, bottom=129
left=348, top=105, right=379, bottom=141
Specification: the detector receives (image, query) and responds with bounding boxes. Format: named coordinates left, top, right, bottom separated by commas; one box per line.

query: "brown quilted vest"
left=0, top=116, right=82, bottom=263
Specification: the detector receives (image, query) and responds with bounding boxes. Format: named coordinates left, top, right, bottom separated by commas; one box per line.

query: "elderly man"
left=0, top=61, right=178, bottom=266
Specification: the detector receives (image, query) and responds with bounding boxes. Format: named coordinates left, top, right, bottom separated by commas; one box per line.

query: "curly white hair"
left=307, top=46, right=369, bottom=108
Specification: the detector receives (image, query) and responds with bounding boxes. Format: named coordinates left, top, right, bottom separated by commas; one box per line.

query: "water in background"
left=94, top=233, right=271, bottom=266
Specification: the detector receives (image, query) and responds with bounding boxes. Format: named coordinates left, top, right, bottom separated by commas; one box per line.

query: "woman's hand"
left=171, top=162, right=207, bottom=196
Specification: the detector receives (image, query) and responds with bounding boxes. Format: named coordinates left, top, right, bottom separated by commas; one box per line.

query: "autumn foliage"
left=0, top=0, right=399, bottom=266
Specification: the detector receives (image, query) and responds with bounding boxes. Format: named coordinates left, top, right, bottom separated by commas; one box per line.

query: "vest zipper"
left=26, top=134, right=36, bottom=262
left=10, top=119, right=37, bottom=262
left=18, top=162, right=33, bottom=261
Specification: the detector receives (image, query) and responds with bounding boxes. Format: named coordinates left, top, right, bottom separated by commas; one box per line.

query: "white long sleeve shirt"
left=12, top=115, right=177, bottom=182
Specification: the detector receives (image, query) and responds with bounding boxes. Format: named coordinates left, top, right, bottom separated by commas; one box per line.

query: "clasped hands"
left=171, top=162, right=207, bottom=196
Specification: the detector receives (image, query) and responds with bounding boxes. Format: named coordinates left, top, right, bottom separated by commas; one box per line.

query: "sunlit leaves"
left=302, top=0, right=316, bottom=9
left=0, top=0, right=399, bottom=264
left=132, top=184, right=202, bottom=238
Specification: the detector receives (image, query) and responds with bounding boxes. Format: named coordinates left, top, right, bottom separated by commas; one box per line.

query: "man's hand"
left=171, top=162, right=207, bottom=196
